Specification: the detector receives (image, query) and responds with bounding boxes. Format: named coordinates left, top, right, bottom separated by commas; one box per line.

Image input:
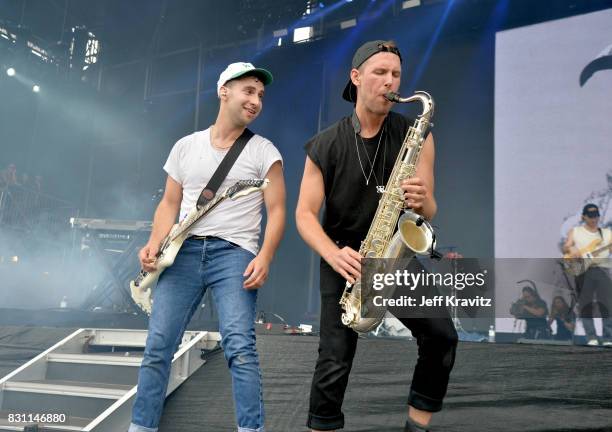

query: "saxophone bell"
left=397, top=210, right=435, bottom=255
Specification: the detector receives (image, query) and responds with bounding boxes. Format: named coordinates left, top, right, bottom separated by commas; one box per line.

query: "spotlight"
left=32, top=84, right=40, bottom=93
left=6, top=67, right=15, bottom=76
left=293, top=26, right=313, bottom=43
left=11, top=256, right=19, bottom=263
left=402, top=0, right=421, bottom=9
left=340, top=18, right=357, bottom=29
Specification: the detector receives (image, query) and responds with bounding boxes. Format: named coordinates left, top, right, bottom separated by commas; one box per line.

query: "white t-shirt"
left=163, top=128, right=282, bottom=255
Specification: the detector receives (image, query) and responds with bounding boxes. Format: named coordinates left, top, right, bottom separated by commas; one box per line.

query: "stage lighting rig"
left=68, top=26, right=100, bottom=73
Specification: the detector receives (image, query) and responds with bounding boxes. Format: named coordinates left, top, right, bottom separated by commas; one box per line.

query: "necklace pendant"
left=376, top=186, right=385, bottom=194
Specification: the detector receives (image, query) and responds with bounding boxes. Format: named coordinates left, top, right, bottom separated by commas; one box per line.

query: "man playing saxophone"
left=296, top=40, right=458, bottom=432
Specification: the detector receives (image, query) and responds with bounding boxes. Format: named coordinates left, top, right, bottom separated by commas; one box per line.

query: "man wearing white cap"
left=129, top=62, right=285, bottom=432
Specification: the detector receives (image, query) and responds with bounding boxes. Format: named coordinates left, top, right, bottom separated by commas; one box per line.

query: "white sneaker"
left=602, top=341, right=612, bottom=347
left=587, top=339, right=599, bottom=346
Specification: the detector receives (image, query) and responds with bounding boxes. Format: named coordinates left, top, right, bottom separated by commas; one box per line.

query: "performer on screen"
left=563, top=203, right=612, bottom=347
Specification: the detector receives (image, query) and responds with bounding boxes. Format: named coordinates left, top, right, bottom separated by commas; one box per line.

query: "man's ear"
left=350, top=68, right=360, bottom=86
left=219, top=85, right=228, bottom=99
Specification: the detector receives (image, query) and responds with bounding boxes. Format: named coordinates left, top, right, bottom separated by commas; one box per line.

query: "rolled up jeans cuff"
left=238, top=426, right=264, bottom=432
left=307, top=412, right=345, bottom=430
left=128, top=423, right=158, bottom=432
left=408, top=389, right=443, bottom=412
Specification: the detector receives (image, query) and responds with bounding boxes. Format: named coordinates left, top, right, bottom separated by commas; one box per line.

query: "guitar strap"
left=598, top=228, right=612, bottom=258
left=196, top=128, right=254, bottom=208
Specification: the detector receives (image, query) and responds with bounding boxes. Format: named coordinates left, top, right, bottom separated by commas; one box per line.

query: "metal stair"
left=0, top=328, right=220, bottom=431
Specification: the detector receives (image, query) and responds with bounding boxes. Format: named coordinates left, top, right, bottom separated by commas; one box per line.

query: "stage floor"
left=0, top=327, right=610, bottom=432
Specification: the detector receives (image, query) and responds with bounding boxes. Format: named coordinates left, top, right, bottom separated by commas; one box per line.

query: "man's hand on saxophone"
left=401, top=176, right=429, bottom=211
left=323, top=246, right=362, bottom=285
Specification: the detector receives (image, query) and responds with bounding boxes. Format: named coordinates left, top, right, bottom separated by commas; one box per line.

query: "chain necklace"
left=354, top=124, right=385, bottom=187
left=210, top=125, right=236, bottom=151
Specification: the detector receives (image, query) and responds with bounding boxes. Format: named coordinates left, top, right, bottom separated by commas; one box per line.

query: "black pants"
left=575, top=266, right=612, bottom=339
left=307, top=258, right=458, bottom=431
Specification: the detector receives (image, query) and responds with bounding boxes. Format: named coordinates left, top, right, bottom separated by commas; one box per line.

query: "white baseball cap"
left=216, top=62, right=273, bottom=96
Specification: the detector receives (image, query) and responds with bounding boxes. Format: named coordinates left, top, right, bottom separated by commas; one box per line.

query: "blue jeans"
left=129, top=237, right=264, bottom=432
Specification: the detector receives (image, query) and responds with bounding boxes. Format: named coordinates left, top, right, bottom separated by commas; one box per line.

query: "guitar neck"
left=591, top=242, right=612, bottom=256
left=170, top=195, right=226, bottom=242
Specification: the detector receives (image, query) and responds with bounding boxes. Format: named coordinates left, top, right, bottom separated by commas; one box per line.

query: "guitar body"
left=562, top=238, right=609, bottom=276
left=563, top=239, right=601, bottom=260
left=130, top=227, right=190, bottom=314
left=129, top=179, right=269, bottom=315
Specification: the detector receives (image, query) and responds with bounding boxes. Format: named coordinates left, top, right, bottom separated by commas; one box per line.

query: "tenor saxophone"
left=339, top=91, right=439, bottom=333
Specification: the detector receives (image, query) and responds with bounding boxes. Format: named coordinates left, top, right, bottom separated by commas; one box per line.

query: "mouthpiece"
left=384, top=92, right=401, bottom=103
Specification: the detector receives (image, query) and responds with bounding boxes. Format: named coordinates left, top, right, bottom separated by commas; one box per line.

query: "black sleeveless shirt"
left=305, top=111, right=412, bottom=245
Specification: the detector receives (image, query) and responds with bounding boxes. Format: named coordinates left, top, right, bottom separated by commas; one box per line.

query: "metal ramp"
left=0, top=328, right=220, bottom=431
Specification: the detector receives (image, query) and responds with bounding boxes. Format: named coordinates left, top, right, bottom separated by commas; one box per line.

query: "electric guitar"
left=562, top=238, right=612, bottom=276
left=130, top=179, right=269, bottom=315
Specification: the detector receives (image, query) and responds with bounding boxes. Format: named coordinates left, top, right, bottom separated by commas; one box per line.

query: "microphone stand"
left=448, top=247, right=466, bottom=332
